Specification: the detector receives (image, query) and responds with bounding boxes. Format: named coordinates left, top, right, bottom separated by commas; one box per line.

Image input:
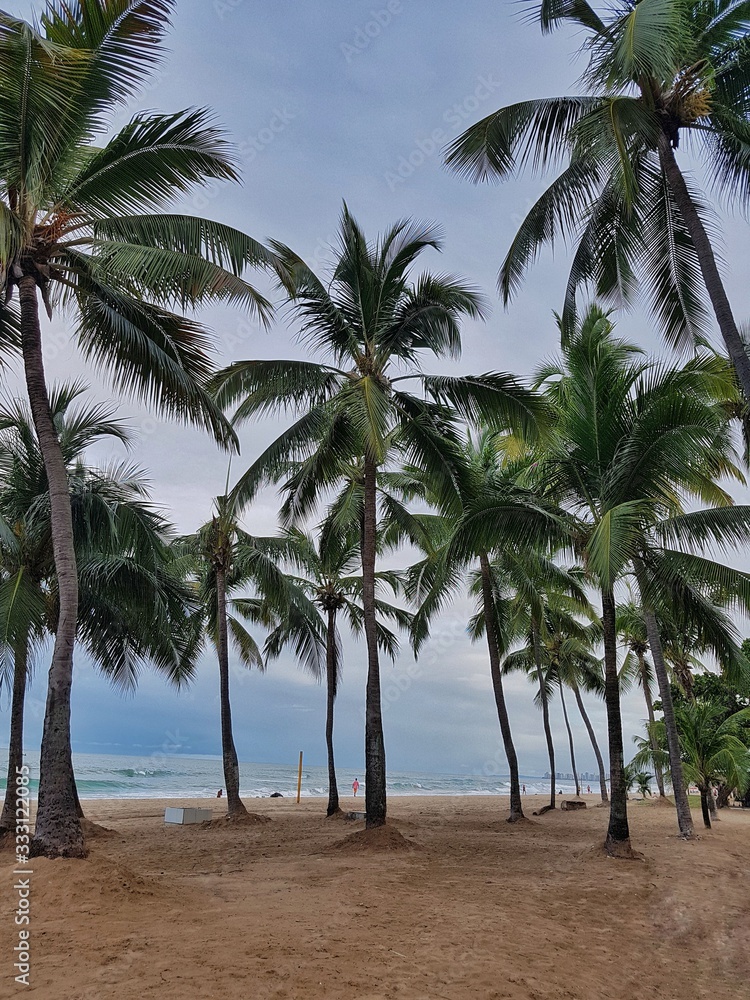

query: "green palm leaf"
left=64, top=108, right=237, bottom=216
left=445, top=96, right=600, bottom=181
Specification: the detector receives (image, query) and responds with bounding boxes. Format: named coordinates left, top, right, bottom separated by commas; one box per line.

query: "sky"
left=3, top=0, right=750, bottom=780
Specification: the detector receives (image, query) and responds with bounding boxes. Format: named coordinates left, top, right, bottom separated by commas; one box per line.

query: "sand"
left=1, top=794, right=748, bottom=999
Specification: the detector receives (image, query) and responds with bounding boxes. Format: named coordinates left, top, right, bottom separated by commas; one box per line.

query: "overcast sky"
left=3, top=0, right=750, bottom=780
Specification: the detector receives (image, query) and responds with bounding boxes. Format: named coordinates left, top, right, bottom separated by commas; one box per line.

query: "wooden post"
left=296, top=751, right=303, bottom=804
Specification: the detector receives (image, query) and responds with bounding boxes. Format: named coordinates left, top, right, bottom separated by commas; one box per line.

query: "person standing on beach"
left=352, top=778, right=360, bottom=797
left=522, top=784, right=526, bottom=794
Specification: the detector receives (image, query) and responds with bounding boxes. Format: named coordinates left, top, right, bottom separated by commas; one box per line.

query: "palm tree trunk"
left=325, top=607, right=340, bottom=816
left=633, top=567, right=694, bottom=839
left=571, top=681, right=608, bottom=802
left=638, top=653, right=666, bottom=798
left=215, top=564, right=248, bottom=819
left=362, top=456, right=386, bottom=828
left=533, top=626, right=556, bottom=810
left=479, top=554, right=524, bottom=823
left=601, top=590, right=631, bottom=854
left=558, top=679, right=580, bottom=796
left=658, top=132, right=750, bottom=400
left=19, top=275, right=84, bottom=859
left=699, top=786, right=711, bottom=829
left=707, top=787, right=718, bottom=822
left=641, top=610, right=694, bottom=837
left=0, top=641, right=28, bottom=833
left=73, top=777, right=85, bottom=819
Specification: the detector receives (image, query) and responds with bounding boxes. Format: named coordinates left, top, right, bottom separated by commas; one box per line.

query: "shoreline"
left=33, top=789, right=611, bottom=813
left=0, top=749, right=594, bottom=801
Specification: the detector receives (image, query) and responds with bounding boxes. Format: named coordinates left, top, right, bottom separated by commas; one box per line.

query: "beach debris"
left=533, top=804, right=556, bottom=816
left=164, top=807, right=213, bottom=825
left=561, top=800, right=587, bottom=811
left=344, top=810, right=366, bottom=821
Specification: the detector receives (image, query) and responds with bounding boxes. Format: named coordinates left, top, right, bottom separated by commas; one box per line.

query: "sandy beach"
left=1, top=794, right=748, bottom=999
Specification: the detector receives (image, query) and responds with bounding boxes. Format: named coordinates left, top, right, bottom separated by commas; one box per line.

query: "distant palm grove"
left=2, top=0, right=750, bottom=860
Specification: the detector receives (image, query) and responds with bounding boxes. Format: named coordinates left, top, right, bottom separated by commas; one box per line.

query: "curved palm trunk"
left=633, top=565, right=694, bottom=838
left=558, top=679, right=580, bottom=796
left=638, top=653, right=666, bottom=798
left=19, top=275, right=84, bottom=859
left=571, top=681, right=608, bottom=802
left=215, top=565, right=248, bottom=819
left=362, top=457, right=386, bottom=828
left=601, top=591, right=631, bottom=854
left=658, top=132, right=750, bottom=401
left=479, top=554, right=524, bottom=823
left=325, top=607, right=340, bottom=816
left=0, top=641, right=28, bottom=833
left=642, top=612, right=693, bottom=839
left=716, top=784, right=731, bottom=810
left=533, top=627, right=556, bottom=810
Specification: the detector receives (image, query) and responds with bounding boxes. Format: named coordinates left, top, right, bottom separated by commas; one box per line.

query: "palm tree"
left=657, top=605, right=724, bottom=700
left=0, top=384, right=197, bottom=834
left=635, top=772, right=653, bottom=799
left=617, top=602, right=667, bottom=797
left=264, top=526, right=411, bottom=816
left=633, top=551, right=750, bottom=825
left=532, top=307, right=750, bottom=847
left=0, top=1, right=278, bottom=857
left=503, top=586, right=597, bottom=807
left=622, top=762, right=653, bottom=799
left=178, top=495, right=304, bottom=821
left=567, top=660, right=609, bottom=804
left=446, top=0, right=750, bottom=397
left=447, top=306, right=750, bottom=851
left=211, top=207, right=545, bottom=828
left=404, top=432, right=565, bottom=823
left=450, top=307, right=750, bottom=850
left=553, top=628, right=611, bottom=804
left=635, top=701, right=750, bottom=828
left=666, top=672, right=750, bottom=810
left=504, top=600, right=608, bottom=808
left=557, top=678, right=580, bottom=797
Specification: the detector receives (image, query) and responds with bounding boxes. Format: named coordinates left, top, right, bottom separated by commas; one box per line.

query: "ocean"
left=0, top=749, right=586, bottom=799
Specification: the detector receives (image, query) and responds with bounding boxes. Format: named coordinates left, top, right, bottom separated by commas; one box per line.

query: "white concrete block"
left=164, top=807, right=213, bottom=825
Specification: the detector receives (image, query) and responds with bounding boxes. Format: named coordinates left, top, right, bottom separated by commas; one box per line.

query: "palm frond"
left=445, top=96, right=601, bottom=182
left=64, top=108, right=238, bottom=216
